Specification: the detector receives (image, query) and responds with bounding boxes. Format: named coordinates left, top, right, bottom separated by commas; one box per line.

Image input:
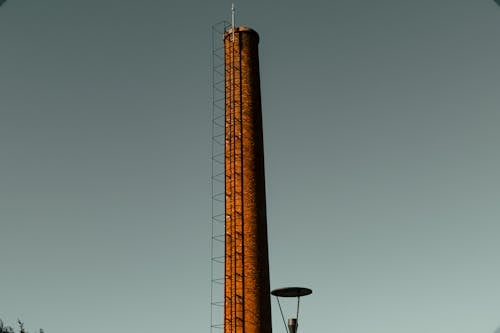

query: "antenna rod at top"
left=231, top=3, right=235, bottom=41
left=231, top=3, right=235, bottom=30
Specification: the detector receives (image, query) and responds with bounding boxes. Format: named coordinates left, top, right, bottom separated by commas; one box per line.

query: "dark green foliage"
left=0, top=320, right=15, bottom=333
left=0, top=320, right=44, bottom=333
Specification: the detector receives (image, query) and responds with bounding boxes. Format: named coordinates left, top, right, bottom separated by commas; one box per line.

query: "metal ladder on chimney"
left=211, top=20, right=245, bottom=333
left=225, top=26, right=245, bottom=333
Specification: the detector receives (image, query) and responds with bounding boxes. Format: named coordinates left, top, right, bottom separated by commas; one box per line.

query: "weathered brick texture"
left=224, top=27, right=272, bottom=333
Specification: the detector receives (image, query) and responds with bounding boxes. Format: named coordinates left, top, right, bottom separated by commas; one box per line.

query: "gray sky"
left=1, top=1, right=500, bottom=333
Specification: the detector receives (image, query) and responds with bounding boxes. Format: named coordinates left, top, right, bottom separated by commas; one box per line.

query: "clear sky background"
left=1, top=1, right=499, bottom=333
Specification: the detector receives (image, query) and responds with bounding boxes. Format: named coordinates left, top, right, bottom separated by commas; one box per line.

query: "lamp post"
left=271, top=287, right=312, bottom=333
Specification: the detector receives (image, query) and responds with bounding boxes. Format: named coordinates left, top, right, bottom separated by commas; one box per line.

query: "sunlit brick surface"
left=224, top=27, right=272, bottom=333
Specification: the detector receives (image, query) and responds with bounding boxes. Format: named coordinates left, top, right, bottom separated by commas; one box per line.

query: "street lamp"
left=271, top=287, right=312, bottom=333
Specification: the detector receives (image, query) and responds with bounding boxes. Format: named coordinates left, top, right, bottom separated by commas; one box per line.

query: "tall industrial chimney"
left=224, top=27, right=272, bottom=333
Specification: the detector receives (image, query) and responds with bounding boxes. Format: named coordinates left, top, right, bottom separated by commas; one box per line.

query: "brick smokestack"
left=224, top=27, right=272, bottom=333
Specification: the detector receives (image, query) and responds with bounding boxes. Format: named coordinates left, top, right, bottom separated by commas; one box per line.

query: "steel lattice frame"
left=211, top=20, right=231, bottom=333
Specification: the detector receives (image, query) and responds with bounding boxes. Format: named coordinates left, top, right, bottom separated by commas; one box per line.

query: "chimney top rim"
left=224, top=26, right=260, bottom=41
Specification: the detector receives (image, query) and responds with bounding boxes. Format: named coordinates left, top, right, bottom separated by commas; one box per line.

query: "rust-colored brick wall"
left=224, top=27, right=272, bottom=333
